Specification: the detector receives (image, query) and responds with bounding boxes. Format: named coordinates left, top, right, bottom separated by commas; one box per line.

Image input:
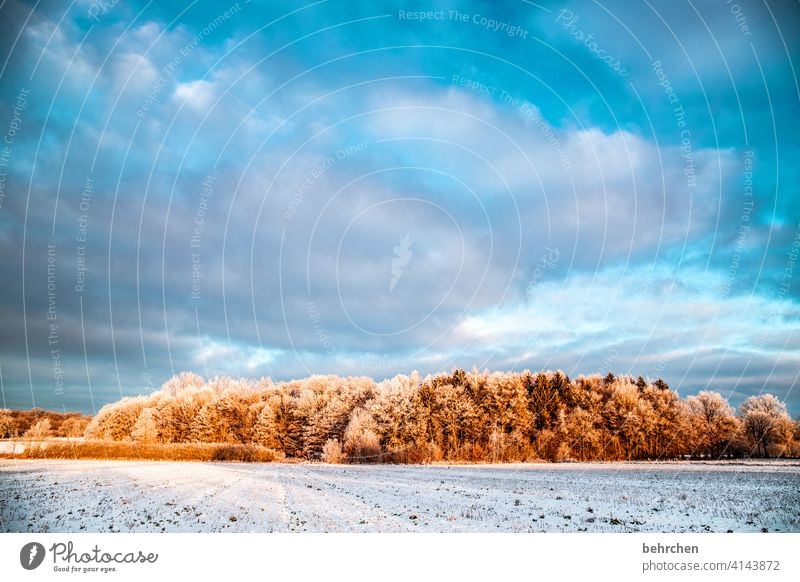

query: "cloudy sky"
left=0, top=0, right=798, bottom=414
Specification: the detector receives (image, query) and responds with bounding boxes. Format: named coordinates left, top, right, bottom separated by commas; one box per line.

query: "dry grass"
left=5, top=440, right=282, bottom=462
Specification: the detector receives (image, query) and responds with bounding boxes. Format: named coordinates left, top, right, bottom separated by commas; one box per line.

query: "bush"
left=321, top=438, right=345, bottom=464
left=211, top=444, right=280, bottom=462
left=382, top=443, right=439, bottom=464
left=534, top=430, right=569, bottom=462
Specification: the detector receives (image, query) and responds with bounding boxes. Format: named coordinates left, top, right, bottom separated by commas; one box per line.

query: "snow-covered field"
left=1, top=460, right=798, bottom=533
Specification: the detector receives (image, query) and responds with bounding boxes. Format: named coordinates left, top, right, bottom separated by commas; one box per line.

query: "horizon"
left=0, top=0, right=798, bottom=416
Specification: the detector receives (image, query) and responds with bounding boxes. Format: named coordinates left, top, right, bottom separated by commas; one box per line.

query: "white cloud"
left=453, top=262, right=799, bottom=366
left=172, top=79, right=217, bottom=112
left=112, top=52, right=159, bottom=96
left=193, top=338, right=284, bottom=373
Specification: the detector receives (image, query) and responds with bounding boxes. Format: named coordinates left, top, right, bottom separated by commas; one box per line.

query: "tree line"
left=0, top=408, right=91, bottom=440
left=75, top=370, right=799, bottom=462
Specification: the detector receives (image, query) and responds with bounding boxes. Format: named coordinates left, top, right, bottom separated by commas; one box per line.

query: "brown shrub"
left=382, top=443, right=439, bottom=464
left=15, top=440, right=282, bottom=462
left=321, top=438, right=345, bottom=464
left=211, top=444, right=280, bottom=462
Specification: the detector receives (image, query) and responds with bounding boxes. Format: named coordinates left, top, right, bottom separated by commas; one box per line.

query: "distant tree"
left=252, top=404, right=281, bottom=450
left=483, top=373, right=531, bottom=455
left=653, top=378, right=669, bottom=391
left=792, top=419, right=800, bottom=457
left=343, top=408, right=381, bottom=462
left=301, top=393, right=351, bottom=458
left=270, top=394, right=303, bottom=456
left=686, top=391, right=740, bottom=458
left=25, top=418, right=52, bottom=440
left=603, top=379, right=648, bottom=459
left=85, top=397, right=147, bottom=441
left=60, top=416, right=90, bottom=439
left=368, top=374, right=424, bottom=459
left=527, top=372, right=564, bottom=433
left=321, top=438, right=345, bottom=464
left=641, top=385, right=686, bottom=459
left=0, top=409, right=16, bottom=439
left=161, top=372, right=205, bottom=396
left=131, top=408, right=159, bottom=444
left=168, top=388, right=211, bottom=442
left=289, top=376, right=376, bottom=459
left=430, top=382, right=480, bottom=459
left=534, top=428, right=568, bottom=461
left=740, top=394, right=792, bottom=457
left=562, top=407, right=600, bottom=461
left=214, top=391, right=253, bottom=443
left=151, top=396, right=176, bottom=443
left=190, top=404, right=225, bottom=443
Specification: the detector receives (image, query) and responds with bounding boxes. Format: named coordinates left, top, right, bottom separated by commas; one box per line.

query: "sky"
left=0, top=0, right=798, bottom=415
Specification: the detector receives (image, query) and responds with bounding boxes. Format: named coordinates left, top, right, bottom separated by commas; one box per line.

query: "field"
left=1, top=460, right=798, bottom=533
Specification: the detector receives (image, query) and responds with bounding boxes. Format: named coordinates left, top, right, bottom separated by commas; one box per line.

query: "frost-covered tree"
left=562, top=407, right=601, bottom=461
left=252, top=402, right=281, bottom=449
left=161, top=371, right=205, bottom=396
left=482, top=372, right=532, bottom=458
left=0, top=409, right=16, bottom=439
left=343, top=408, right=381, bottom=462
left=60, top=416, right=90, bottom=439
left=251, top=393, right=304, bottom=455
left=527, top=371, right=567, bottom=433
left=85, top=397, right=147, bottom=441
left=190, top=404, right=225, bottom=443
left=740, top=394, right=793, bottom=457
left=686, top=391, right=740, bottom=458
left=169, top=387, right=212, bottom=442
left=214, top=391, right=253, bottom=443
left=640, top=384, right=686, bottom=459
left=321, top=438, right=345, bottom=463
left=422, top=380, right=481, bottom=459
left=25, top=417, right=52, bottom=440
left=301, top=393, right=351, bottom=458
left=603, top=379, right=649, bottom=459
left=369, top=374, right=424, bottom=456
left=131, top=408, right=159, bottom=444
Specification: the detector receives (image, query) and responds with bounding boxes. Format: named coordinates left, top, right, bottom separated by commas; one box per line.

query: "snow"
left=0, top=441, right=24, bottom=455
left=1, top=460, right=798, bottom=533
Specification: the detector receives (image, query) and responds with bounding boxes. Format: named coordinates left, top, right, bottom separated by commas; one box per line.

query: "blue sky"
left=0, top=0, right=798, bottom=414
